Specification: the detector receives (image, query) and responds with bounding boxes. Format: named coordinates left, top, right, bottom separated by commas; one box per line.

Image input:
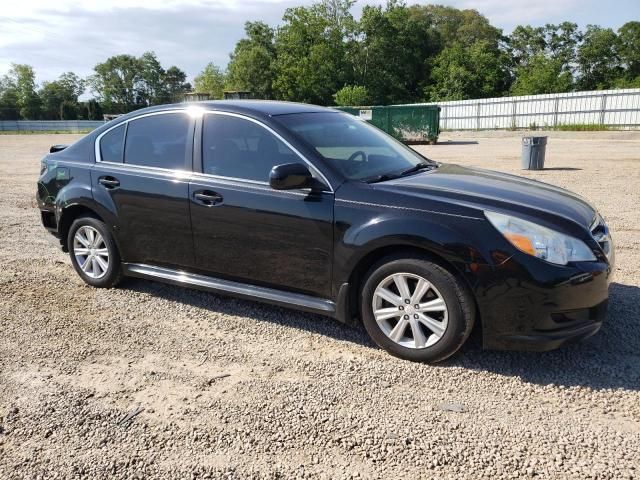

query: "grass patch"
left=553, top=124, right=611, bottom=131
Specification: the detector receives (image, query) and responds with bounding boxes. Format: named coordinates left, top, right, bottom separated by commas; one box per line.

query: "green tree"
left=507, top=22, right=580, bottom=94
left=4, top=64, right=41, bottom=119
left=417, top=4, right=502, bottom=49
left=78, top=99, right=103, bottom=120
left=576, top=25, right=621, bottom=90
left=273, top=0, right=356, bottom=104
left=507, top=25, right=546, bottom=69
left=0, top=74, right=19, bottom=120
left=354, top=2, right=437, bottom=105
left=333, top=85, right=370, bottom=105
left=617, top=21, right=640, bottom=83
left=226, top=22, right=276, bottom=99
left=138, top=51, right=166, bottom=105
left=510, top=55, right=573, bottom=95
left=163, top=66, right=191, bottom=103
left=40, top=72, right=85, bottom=120
left=89, top=53, right=186, bottom=110
left=194, top=63, right=226, bottom=99
left=545, top=22, right=582, bottom=69
left=427, top=40, right=509, bottom=101
left=89, top=54, right=144, bottom=113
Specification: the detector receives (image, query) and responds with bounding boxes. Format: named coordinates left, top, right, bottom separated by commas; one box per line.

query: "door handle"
left=98, top=176, right=120, bottom=189
left=194, top=191, right=223, bottom=206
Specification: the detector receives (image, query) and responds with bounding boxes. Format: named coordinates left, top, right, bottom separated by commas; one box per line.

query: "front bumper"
left=474, top=252, right=613, bottom=351
left=486, top=300, right=607, bottom=351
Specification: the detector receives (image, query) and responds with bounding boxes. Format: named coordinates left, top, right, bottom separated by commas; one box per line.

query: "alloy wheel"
left=73, top=225, right=109, bottom=279
left=372, top=272, right=449, bottom=349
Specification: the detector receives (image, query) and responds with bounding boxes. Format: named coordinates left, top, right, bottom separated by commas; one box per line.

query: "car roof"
left=197, top=100, right=334, bottom=116
left=124, top=100, right=335, bottom=118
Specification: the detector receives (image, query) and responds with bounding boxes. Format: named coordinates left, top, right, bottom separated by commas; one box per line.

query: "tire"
left=67, top=216, right=123, bottom=288
left=360, top=254, right=474, bottom=363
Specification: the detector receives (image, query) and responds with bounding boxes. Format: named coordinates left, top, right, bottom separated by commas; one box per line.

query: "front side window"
left=124, top=113, right=191, bottom=170
left=202, top=114, right=301, bottom=182
left=276, top=112, right=434, bottom=181
left=99, top=124, right=125, bottom=163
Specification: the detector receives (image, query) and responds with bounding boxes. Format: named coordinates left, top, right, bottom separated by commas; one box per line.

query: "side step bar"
left=122, top=263, right=336, bottom=316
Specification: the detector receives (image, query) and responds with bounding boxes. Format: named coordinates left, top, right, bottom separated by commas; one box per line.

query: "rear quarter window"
left=124, top=113, right=192, bottom=170
left=99, top=124, right=126, bottom=163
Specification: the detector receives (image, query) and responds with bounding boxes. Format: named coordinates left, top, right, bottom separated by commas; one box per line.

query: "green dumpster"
left=335, top=105, right=441, bottom=144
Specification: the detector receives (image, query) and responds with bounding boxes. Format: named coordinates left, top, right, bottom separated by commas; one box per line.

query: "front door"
left=91, top=111, right=195, bottom=268
left=189, top=112, right=334, bottom=298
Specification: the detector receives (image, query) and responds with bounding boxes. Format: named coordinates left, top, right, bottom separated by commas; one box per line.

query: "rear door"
left=188, top=112, right=334, bottom=298
left=91, top=111, right=195, bottom=268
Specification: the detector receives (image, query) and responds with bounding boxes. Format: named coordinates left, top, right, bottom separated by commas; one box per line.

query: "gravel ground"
left=0, top=131, right=639, bottom=479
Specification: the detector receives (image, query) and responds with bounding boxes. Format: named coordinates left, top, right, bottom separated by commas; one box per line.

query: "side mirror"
left=269, top=163, right=314, bottom=190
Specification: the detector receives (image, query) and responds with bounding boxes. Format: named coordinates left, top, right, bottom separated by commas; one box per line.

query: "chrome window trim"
left=189, top=171, right=320, bottom=197
left=94, top=160, right=193, bottom=179
left=191, top=171, right=268, bottom=187
left=94, top=109, right=190, bottom=169
left=201, top=111, right=334, bottom=193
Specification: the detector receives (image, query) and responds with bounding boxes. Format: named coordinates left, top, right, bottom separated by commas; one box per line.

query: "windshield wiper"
left=364, top=162, right=438, bottom=184
left=398, top=162, right=437, bottom=177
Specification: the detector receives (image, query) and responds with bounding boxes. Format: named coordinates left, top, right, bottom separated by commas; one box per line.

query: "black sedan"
left=36, top=101, right=614, bottom=362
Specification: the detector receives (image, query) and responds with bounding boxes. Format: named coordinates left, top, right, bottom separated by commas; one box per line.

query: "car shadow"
left=122, top=279, right=639, bottom=392
left=435, top=141, right=480, bottom=145
left=450, top=282, right=640, bottom=392
left=541, top=167, right=583, bottom=171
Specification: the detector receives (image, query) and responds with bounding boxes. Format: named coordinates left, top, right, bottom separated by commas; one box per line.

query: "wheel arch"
left=58, top=202, right=115, bottom=252
left=341, top=242, right=479, bottom=331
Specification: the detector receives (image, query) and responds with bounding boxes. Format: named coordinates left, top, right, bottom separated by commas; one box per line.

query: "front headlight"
left=485, top=211, right=596, bottom=265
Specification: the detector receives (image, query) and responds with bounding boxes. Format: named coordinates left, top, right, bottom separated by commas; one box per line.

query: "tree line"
left=0, top=52, right=191, bottom=120
left=1, top=1, right=639, bottom=120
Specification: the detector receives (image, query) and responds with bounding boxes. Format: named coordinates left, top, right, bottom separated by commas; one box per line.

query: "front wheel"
left=68, top=216, right=123, bottom=288
left=360, top=255, right=474, bottom=363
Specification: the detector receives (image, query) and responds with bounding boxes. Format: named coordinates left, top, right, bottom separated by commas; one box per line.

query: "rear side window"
left=100, top=124, right=125, bottom=163
left=124, top=113, right=191, bottom=170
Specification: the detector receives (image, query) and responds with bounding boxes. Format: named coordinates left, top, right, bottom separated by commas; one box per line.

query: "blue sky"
left=1, top=0, right=638, bottom=86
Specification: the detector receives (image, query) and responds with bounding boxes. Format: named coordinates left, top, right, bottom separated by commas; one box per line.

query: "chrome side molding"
left=123, top=263, right=336, bottom=314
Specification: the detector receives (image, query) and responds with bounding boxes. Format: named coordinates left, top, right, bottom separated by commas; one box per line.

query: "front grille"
left=590, top=214, right=612, bottom=260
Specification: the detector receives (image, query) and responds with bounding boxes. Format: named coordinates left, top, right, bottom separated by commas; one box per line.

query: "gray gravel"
left=1, top=132, right=639, bottom=479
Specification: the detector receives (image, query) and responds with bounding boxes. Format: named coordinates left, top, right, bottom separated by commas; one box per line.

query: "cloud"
left=440, top=0, right=582, bottom=25
left=0, top=1, right=300, bottom=84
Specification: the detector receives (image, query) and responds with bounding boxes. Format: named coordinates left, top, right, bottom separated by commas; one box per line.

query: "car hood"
left=380, top=163, right=596, bottom=229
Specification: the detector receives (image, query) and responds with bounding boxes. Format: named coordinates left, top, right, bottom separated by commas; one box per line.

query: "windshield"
left=276, top=112, right=434, bottom=181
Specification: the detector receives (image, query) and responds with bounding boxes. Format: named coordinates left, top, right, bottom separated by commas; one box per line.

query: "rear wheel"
left=360, top=255, right=474, bottom=363
left=68, top=216, right=123, bottom=288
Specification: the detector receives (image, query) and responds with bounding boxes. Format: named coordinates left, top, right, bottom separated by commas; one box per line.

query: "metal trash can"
left=521, top=136, right=548, bottom=170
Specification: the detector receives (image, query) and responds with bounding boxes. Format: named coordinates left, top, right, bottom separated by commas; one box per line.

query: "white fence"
left=0, top=120, right=104, bottom=132
left=417, top=88, right=640, bottom=130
